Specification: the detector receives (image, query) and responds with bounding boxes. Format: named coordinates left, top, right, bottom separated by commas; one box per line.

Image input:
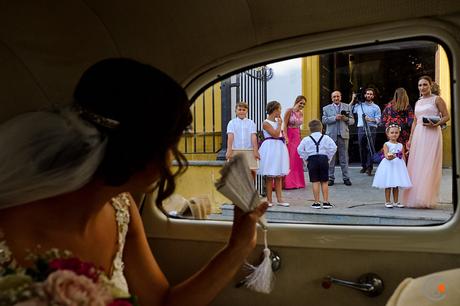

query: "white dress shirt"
left=297, top=132, right=337, bottom=161
left=226, top=117, right=257, bottom=149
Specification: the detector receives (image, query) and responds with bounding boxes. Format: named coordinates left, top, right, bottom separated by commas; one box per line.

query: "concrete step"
left=214, top=203, right=452, bottom=226
left=208, top=167, right=454, bottom=226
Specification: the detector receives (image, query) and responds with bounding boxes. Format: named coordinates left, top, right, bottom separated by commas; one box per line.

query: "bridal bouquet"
left=0, top=248, right=137, bottom=306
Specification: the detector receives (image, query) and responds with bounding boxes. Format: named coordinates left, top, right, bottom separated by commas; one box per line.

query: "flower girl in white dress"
left=258, top=101, right=290, bottom=206
left=372, top=124, right=412, bottom=208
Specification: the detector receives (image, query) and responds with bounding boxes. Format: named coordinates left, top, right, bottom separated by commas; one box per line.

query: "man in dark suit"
left=322, top=91, right=355, bottom=186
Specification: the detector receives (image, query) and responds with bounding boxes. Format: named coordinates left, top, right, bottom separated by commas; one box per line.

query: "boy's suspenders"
left=309, top=135, right=324, bottom=153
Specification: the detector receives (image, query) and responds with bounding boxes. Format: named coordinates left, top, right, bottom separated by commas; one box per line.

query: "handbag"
left=422, top=115, right=441, bottom=124
left=372, top=150, right=384, bottom=164
left=422, top=115, right=447, bottom=129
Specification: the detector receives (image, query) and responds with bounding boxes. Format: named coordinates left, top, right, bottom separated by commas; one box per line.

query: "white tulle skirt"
left=258, top=139, right=290, bottom=177
left=372, top=157, right=412, bottom=189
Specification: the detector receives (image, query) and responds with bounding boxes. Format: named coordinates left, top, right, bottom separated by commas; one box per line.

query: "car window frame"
left=143, top=17, right=460, bottom=255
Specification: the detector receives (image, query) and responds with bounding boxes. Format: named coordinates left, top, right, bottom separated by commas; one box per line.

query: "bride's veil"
left=0, top=107, right=106, bottom=209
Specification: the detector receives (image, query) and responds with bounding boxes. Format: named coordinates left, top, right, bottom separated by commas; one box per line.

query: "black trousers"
left=357, top=126, right=376, bottom=169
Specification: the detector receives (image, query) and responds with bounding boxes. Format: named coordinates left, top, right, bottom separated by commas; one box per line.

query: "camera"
left=353, top=87, right=365, bottom=103
left=341, top=110, right=350, bottom=117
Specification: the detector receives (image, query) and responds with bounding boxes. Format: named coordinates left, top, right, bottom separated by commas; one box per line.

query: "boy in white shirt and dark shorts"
left=297, top=119, right=337, bottom=209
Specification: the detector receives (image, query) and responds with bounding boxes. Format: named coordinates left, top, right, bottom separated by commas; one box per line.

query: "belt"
left=263, top=137, right=286, bottom=144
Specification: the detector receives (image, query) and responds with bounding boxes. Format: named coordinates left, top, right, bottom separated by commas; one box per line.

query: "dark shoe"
left=322, top=202, right=333, bottom=209
left=343, top=179, right=352, bottom=186
left=366, top=168, right=373, bottom=176
left=328, top=180, right=334, bottom=186
left=360, top=167, right=367, bottom=173
left=311, top=202, right=321, bottom=209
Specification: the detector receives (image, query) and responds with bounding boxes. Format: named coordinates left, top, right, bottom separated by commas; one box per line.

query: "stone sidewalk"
left=217, top=167, right=454, bottom=225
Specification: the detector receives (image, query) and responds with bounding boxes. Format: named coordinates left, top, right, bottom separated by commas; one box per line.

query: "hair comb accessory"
left=75, top=105, right=121, bottom=130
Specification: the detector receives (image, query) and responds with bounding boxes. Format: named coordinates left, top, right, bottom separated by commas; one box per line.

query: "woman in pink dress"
left=402, top=76, right=450, bottom=208
left=283, top=95, right=306, bottom=189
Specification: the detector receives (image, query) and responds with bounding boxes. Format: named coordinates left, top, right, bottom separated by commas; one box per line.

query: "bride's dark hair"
left=73, top=58, right=192, bottom=210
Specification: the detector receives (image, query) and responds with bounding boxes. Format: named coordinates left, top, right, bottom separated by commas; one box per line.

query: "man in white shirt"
left=350, top=88, right=381, bottom=176
left=226, top=102, right=260, bottom=179
left=297, top=119, right=337, bottom=209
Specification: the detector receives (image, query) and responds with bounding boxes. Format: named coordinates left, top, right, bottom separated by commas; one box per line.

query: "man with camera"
left=350, top=88, right=381, bottom=176
left=322, top=90, right=355, bottom=186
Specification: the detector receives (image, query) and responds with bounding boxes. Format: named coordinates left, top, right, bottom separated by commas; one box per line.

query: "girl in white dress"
left=258, top=101, right=290, bottom=206
left=372, top=124, right=412, bottom=208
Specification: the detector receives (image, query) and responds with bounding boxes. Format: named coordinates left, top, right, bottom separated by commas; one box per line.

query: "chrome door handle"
left=322, top=273, right=384, bottom=297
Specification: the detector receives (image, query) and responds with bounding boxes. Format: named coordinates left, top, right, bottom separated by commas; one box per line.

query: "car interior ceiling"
left=0, top=2, right=459, bottom=124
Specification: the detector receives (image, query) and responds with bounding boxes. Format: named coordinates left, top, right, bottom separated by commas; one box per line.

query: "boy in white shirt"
left=297, top=119, right=337, bottom=209
left=226, top=102, right=260, bottom=180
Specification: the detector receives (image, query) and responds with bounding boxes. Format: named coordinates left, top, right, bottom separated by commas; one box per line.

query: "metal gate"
left=219, top=66, right=272, bottom=194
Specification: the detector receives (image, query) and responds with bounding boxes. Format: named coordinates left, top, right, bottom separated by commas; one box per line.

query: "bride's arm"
left=122, top=199, right=170, bottom=305
left=123, top=196, right=267, bottom=306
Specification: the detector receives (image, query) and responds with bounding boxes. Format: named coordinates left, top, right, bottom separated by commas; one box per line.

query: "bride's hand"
left=228, top=203, right=268, bottom=256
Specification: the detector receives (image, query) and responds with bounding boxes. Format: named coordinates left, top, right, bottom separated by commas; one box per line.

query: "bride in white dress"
left=0, top=58, right=267, bottom=305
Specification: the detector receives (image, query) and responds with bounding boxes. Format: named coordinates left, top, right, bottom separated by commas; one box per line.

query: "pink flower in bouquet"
left=49, top=257, right=100, bottom=281
left=14, top=298, right=47, bottom=306
left=42, top=270, right=112, bottom=306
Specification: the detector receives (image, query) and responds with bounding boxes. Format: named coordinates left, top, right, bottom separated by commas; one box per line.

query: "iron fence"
left=181, top=66, right=271, bottom=193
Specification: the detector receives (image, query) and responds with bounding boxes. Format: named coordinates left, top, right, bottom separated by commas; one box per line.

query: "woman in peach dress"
left=402, top=76, right=450, bottom=208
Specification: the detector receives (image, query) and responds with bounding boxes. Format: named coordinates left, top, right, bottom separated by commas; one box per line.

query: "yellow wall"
left=436, top=45, right=452, bottom=167
left=173, top=164, right=229, bottom=213
left=301, top=56, right=320, bottom=136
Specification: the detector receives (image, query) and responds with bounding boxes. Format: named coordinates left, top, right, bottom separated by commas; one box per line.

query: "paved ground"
left=216, top=166, right=454, bottom=225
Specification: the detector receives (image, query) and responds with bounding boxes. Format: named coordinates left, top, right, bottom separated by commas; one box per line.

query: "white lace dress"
left=0, top=193, right=131, bottom=293
left=110, top=193, right=131, bottom=292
